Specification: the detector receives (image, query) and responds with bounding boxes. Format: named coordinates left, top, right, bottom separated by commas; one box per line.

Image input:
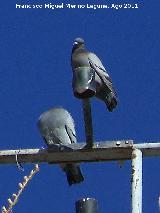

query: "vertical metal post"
left=82, top=99, right=93, bottom=148
left=131, top=149, right=142, bottom=213
left=75, top=198, right=98, bottom=213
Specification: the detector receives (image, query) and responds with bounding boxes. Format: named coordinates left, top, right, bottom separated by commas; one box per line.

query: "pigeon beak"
left=73, top=41, right=78, bottom=46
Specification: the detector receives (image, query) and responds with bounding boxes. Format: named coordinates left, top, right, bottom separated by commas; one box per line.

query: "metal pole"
left=82, top=99, right=93, bottom=148
left=75, top=198, right=98, bottom=213
left=131, top=149, right=142, bottom=213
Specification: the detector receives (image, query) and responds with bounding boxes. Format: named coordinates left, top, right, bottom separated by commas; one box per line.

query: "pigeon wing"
left=65, top=125, right=77, bottom=144
left=88, top=56, right=115, bottom=93
left=88, top=53, right=109, bottom=75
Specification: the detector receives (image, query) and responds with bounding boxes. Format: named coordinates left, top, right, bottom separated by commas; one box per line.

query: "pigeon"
left=38, top=107, right=84, bottom=186
left=71, top=37, right=118, bottom=112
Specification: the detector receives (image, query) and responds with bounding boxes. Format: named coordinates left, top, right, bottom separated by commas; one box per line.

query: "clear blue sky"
left=0, top=0, right=160, bottom=212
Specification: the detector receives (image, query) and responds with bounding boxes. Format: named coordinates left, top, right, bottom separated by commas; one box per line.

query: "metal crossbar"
left=0, top=141, right=159, bottom=164
left=0, top=141, right=160, bottom=213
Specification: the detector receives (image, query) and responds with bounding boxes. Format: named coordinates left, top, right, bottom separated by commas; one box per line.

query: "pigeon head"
left=73, top=38, right=85, bottom=50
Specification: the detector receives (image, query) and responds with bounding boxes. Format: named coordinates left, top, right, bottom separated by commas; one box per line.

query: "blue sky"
left=0, top=0, right=160, bottom=212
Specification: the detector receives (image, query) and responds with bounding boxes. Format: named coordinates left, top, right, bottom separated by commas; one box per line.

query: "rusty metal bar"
left=134, top=143, right=160, bottom=157
left=131, top=149, right=142, bottom=213
left=0, top=141, right=133, bottom=164
left=0, top=141, right=159, bottom=165
left=82, top=99, right=93, bottom=148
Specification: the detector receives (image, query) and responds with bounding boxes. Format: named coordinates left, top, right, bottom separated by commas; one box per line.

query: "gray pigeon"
left=71, top=37, right=117, bottom=112
left=38, top=107, right=84, bottom=186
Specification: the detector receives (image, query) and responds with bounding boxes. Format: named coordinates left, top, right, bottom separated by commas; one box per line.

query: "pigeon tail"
left=64, top=164, right=84, bottom=186
left=96, top=90, right=117, bottom=112
left=104, top=92, right=118, bottom=112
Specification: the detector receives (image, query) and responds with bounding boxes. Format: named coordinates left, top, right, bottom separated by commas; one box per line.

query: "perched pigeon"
left=71, top=37, right=118, bottom=112
left=38, top=107, right=84, bottom=186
